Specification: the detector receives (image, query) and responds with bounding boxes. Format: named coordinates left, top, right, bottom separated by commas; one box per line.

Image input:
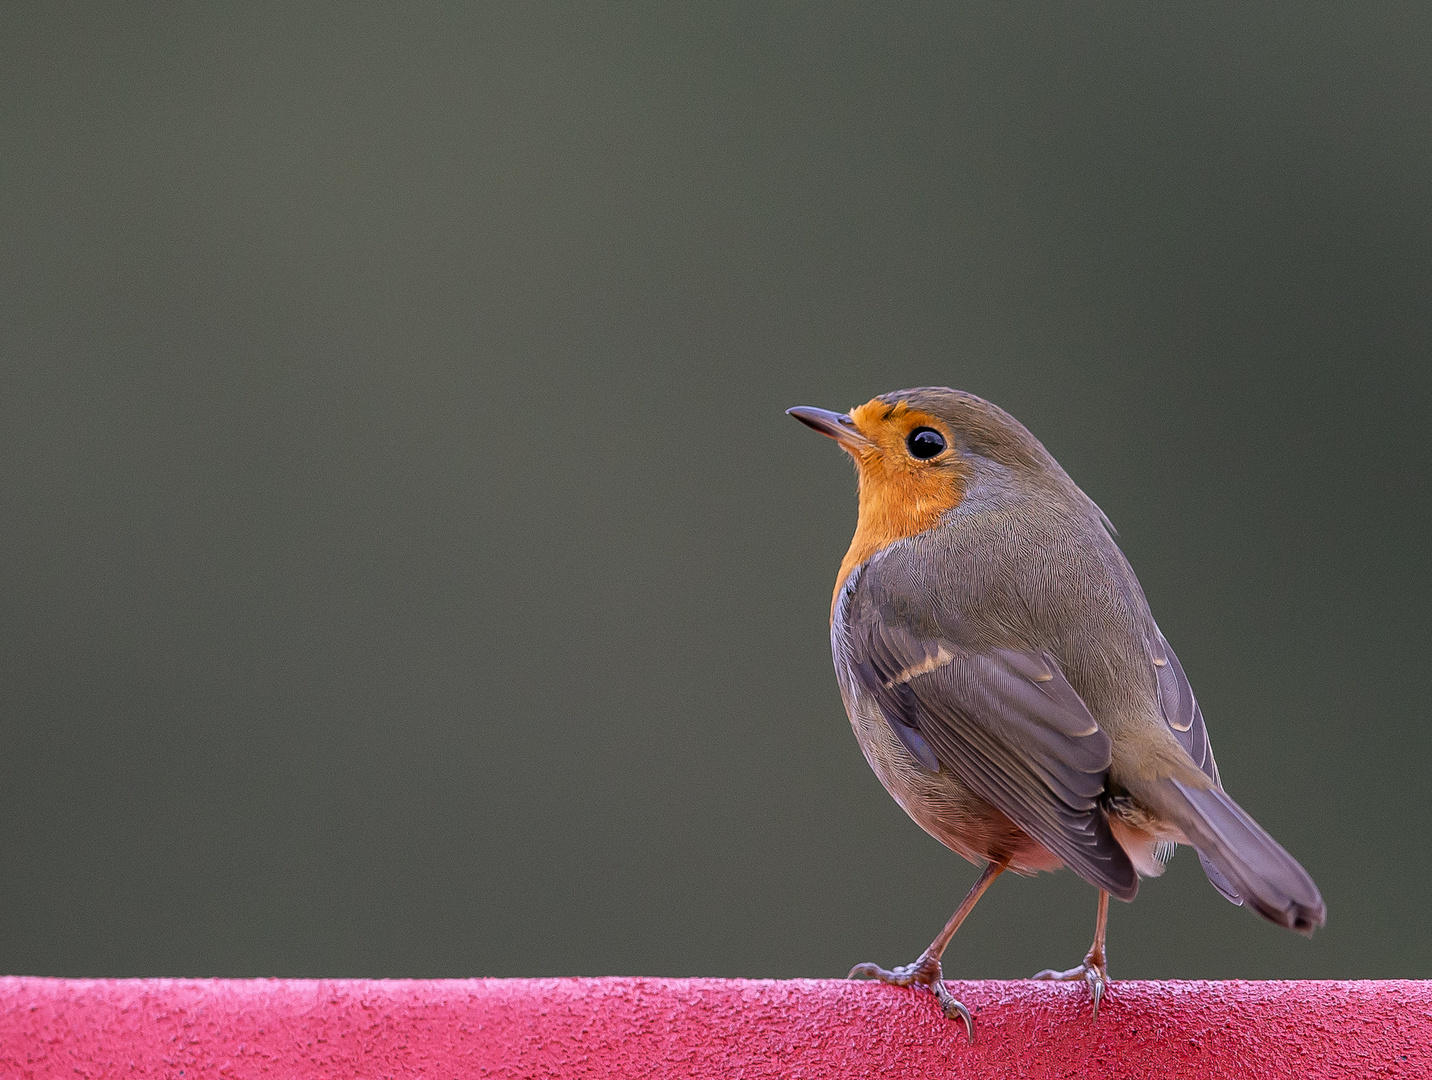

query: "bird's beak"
left=786, top=406, right=871, bottom=451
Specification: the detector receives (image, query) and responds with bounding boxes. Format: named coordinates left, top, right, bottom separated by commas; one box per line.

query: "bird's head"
left=788, top=387, right=1061, bottom=597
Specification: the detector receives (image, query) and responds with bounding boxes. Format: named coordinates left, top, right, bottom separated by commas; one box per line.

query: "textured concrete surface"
left=0, top=977, right=1426, bottom=1078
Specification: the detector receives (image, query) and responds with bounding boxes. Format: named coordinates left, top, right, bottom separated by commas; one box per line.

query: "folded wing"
left=843, top=572, right=1138, bottom=900
left=1151, top=626, right=1241, bottom=904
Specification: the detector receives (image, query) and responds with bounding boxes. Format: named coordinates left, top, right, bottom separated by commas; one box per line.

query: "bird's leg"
left=849, top=857, right=1008, bottom=1041
left=1033, top=889, right=1110, bottom=1019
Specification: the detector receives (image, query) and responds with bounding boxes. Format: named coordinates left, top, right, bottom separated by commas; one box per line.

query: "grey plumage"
left=822, top=387, right=1325, bottom=934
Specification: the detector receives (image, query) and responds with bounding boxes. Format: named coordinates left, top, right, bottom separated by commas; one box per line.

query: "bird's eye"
left=906, top=427, right=946, bottom=459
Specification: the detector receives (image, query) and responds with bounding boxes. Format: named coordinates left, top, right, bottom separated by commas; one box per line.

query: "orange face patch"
left=833, top=398, right=969, bottom=609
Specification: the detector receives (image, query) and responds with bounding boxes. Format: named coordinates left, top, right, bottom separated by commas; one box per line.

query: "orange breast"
left=831, top=400, right=969, bottom=615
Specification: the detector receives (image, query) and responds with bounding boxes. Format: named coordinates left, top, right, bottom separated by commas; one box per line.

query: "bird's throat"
left=833, top=456, right=967, bottom=614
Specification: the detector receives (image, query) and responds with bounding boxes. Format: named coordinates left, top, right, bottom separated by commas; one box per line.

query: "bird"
left=787, top=387, right=1324, bottom=1039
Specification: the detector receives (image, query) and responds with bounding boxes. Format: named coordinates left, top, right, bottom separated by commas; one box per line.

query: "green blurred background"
left=2, top=3, right=1428, bottom=980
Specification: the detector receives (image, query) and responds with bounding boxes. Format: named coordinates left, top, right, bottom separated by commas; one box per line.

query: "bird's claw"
left=930, top=980, right=975, bottom=1040
left=1032, top=954, right=1109, bottom=1020
left=849, top=953, right=974, bottom=1042
left=846, top=955, right=936, bottom=986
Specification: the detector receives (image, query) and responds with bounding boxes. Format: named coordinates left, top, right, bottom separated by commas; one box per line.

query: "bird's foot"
left=849, top=952, right=974, bottom=1041
left=1032, top=952, right=1109, bottom=1020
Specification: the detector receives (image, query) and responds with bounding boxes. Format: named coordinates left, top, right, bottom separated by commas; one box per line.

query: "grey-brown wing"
left=1152, top=626, right=1242, bottom=904
left=848, top=604, right=1139, bottom=900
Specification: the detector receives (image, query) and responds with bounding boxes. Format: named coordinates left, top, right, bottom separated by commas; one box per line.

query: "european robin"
left=788, top=387, right=1324, bottom=1038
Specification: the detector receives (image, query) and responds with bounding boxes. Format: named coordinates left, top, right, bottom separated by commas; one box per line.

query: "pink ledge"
left=0, top=976, right=1427, bottom=1079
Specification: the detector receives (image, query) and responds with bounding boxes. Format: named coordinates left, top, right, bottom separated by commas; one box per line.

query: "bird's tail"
left=1152, top=778, right=1326, bottom=935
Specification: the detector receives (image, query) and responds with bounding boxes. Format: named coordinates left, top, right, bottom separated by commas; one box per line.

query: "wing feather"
left=846, top=581, right=1137, bottom=900
left=1152, top=626, right=1242, bottom=904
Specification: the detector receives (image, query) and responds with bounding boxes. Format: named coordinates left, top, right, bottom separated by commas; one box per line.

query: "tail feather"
left=1197, top=850, right=1243, bottom=906
left=1167, top=779, right=1325, bottom=935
